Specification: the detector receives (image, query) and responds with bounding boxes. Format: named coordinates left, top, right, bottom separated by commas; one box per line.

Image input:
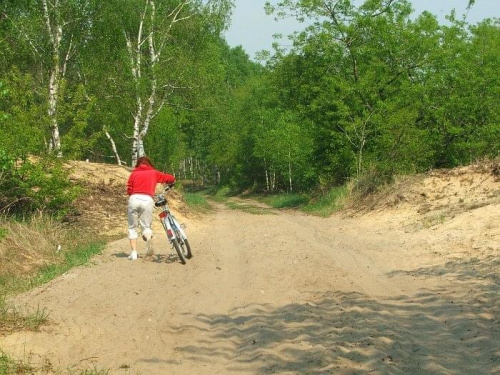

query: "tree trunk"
left=43, top=0, right=64, bottom=157
left=104, top=127, right=124, bottom=165
left=271, top=166, right=276, bottom=192
left=264, top=158, right=270, bottom=192
left=126, top=0, right=193, bottom=164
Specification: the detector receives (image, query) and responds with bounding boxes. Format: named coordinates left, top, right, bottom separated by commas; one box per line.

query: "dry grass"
left=0, top=214, right=69, bottom=280
left=0, top=213, right=106, bottom=373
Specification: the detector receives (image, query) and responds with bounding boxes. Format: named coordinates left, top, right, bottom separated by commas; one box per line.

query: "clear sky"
left=224, top=0, right=500, bottom=60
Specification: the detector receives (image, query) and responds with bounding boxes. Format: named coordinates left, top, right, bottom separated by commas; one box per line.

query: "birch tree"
left=43, top=0, right=64, bottom=156
left=120, top=0, right=233, bottom=166
left=4, top=0, right=94, bottom=157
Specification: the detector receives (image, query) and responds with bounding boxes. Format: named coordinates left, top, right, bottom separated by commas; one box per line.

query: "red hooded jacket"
left=127, top=164, right=175, bottom=196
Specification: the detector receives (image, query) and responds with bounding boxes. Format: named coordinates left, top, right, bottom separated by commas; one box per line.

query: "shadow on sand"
left=172, top=257, right=499, bottom=374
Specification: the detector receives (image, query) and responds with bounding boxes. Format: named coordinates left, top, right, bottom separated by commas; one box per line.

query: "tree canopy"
left=1, top=0, right=498, bottom=214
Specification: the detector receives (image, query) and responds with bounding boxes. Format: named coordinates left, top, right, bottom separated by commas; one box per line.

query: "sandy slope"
left=1, top=161, right=499, bottom=374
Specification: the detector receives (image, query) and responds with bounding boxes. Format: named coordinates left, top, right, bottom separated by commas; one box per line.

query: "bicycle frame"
left=153, top=185, right=191, bottom=261
left=158, top=206, right=187, bottom=243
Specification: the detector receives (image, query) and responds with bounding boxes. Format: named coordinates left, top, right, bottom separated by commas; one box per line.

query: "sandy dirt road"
left=1, top=191, right=498, bottom=374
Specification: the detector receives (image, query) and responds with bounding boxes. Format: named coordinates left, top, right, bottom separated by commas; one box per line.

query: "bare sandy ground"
left=1, top=161, right=499, bottom=374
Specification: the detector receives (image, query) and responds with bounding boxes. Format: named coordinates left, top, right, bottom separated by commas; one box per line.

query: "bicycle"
left=153, top=184, right=193, bottom=264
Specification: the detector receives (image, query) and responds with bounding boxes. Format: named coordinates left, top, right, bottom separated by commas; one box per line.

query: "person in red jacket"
left=126, top=156, right=175, bottom=260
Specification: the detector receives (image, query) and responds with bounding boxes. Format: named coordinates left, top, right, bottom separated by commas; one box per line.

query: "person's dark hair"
left=136, top=156, right=154, bottom=168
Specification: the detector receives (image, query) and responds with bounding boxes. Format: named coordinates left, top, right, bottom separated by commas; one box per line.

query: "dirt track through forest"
left=2, top=193, right=499, bottom=374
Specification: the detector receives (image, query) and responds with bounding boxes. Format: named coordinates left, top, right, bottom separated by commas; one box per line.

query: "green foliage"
left=253, top=110, right=316, bottom=192
left=146, top=109, right=188, bottom=172
left=350, top=164, right=395, bottom=198
left=0, top=0, right=498, bottom=198
left=210, top=186, right=234, bottom=203
left=0, top=69, right=47, bottom=155
left=0, top=228, right=7, bottom=240
left=263, top=0, right=500, bottom=191
left=303, top=186, right=348, bottom=217
left=262, top=193, right=309, bottom=208
left=27, top=242, right=104, bottom=290
left=0, top=151, right=80, bottom=216
left=60, top=85, right=104, bottom=160
left=183, top=192, right=212, bottom=212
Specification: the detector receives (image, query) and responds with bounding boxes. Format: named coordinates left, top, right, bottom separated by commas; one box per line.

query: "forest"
left=0, top=0, right=499, bottom=215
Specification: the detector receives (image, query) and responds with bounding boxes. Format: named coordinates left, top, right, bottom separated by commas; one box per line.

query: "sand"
left=1, top=160, right=498, bottom=374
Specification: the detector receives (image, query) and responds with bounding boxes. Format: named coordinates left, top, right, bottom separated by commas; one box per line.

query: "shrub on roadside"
left=0, top=150, right=80, bottom=217
left=303, top=186, right=348, bottom=217
left=350, top=165, right=395, bottom=198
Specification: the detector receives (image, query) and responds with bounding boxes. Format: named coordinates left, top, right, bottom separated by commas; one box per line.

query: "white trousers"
left=127, top=194, right=154, bottom=240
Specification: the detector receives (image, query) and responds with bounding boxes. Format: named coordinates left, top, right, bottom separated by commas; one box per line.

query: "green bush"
left=351, top=165, right=395, bottom=198
left=0, top=150, right=80, bottom=217
left=303, top=186, right=347, bottom=217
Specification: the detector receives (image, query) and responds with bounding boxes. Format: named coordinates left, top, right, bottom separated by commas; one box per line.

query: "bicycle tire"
left=183, top=239, right=193, bottom=259
left=174, top=227, right=192, bottom=260
left=171, top=238, right=187, bottom=265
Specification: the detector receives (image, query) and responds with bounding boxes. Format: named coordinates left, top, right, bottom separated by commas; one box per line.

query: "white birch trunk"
left=43, top=0, right=64, bottom=157
left=125, top=5, right=145, bottom=167
left=125, top=0, right=194, bottom=165
left=104, top=127, right=124, bottom=165
left=271, top=166, right=276, bottom=192
left=264, top=158, right=270, bottom=192
left=180, top=159, right=186, bottom=179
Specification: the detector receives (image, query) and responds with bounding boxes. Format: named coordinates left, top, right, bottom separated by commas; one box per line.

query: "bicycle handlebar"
left=157, top=182, right=175, bottom=196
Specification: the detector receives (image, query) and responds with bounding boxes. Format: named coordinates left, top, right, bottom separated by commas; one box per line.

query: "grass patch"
left=0, top=351, right=35, bottom=374
left=0, top=301, right=48, bottom=333
left=183, top=192, right=212, bottom=213
left=0, top=214, right=106, bottom=373
left=24, top=241, right=104, bottom=292
left=261, top=193, right=309, bottom=209
left=210, top=186, right=233, bottom=203
left=302, top=186, right=348, bottom=217
left=0, top=240, right=104, bottom=331
left=0, top=214, right=105, bottom=334
left=0, top=349, right=109, bottom=374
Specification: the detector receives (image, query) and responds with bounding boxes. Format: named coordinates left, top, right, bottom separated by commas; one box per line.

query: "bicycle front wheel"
left=174, top=227, right=192, bottom=260
left=182, top=238, right=193, bottom=259
left=172, top=238, right=187, bottom=265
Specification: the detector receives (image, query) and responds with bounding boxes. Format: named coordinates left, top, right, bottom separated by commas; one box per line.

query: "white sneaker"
left=128, top=250, right=138, bottom=260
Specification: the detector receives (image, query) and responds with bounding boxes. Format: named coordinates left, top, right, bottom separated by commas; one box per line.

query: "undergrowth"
left=302, top=186, right=348, bottom=217
left=261, top=193, right=309, bottom=209
left=0, top=351, right=35, bottom=374
left=183, top=191, right=212, bottom=213
left=0, top=213, right=105, bottom=374
left=186, top=185, right=350, bottom=217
